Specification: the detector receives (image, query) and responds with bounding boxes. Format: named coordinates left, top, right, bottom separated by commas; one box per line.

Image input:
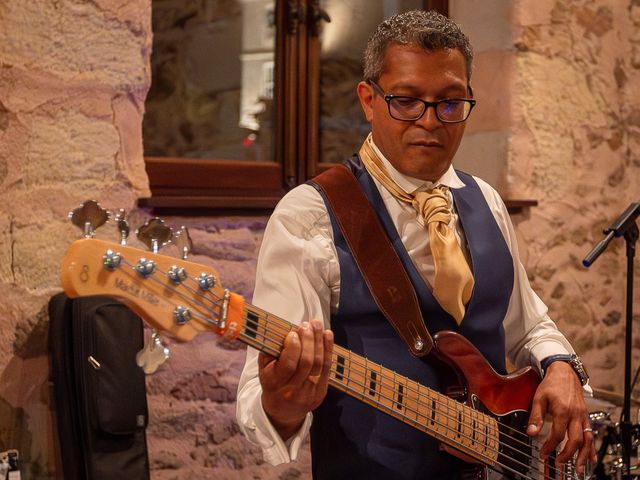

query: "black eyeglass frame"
left=369, top=80, right=476, bottom=124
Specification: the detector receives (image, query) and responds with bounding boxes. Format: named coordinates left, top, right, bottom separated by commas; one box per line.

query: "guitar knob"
left=173, top=226, right=192, bottom=260
left=114, top=209, right=130, bottom=246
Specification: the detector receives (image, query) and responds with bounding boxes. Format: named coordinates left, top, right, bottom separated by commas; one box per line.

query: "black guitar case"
left=48, top=293, right=150, bottom=480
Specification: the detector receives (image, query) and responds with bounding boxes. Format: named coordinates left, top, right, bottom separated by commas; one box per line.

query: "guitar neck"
left=236, top=303, right=499, bottom=467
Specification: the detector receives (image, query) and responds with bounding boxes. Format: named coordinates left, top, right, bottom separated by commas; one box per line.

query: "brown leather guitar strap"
left=310, top=164, right=433, bottom=357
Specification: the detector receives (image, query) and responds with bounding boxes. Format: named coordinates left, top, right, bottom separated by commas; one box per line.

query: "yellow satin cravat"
left=359, top=135, right=474, bottom=324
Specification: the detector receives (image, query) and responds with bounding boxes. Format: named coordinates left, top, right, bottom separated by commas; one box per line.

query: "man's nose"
left=415, top=105, right=442, bottom=130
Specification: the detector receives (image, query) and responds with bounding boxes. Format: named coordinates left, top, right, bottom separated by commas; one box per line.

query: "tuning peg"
left=68, top=200, right=109, bottom=238
left=114, top=209, right=130, bottom=246
left=136, top=330, right=170, bottom=375
left=136, top=217, right=172, bottom=253
left=173, top=226, right=192, bottom=260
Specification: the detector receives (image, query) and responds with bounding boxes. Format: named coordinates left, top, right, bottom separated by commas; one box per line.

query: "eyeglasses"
left=369, top=81, right=476, bottom=124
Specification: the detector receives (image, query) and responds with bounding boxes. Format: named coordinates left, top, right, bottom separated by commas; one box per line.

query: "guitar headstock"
left=60, top=237, right=243, bottom=342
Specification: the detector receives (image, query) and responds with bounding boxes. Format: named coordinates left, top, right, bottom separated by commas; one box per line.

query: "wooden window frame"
left=140, top=1, right=449, bottom=213
left=425, top=0, right=448, bottom=15
left=141, top=0, right=296, bottom=212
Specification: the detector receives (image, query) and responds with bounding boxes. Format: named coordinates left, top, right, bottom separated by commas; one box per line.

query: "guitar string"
left=236, top=321, right=572, bottom=480
left=157, top=270, right=563, bottom=480
left=167, top=273, right=577, bottom=479
left=244, top=297, right=587, bottom=473
left=240, top=303, right=545, bottom=457
left=236, top=315, right=576, bottom=480
left=165, top=266, right=571, bottom=480
left=241, top=303, right=592, bottom=480
left=147, top=269, right=564, bottom=480
left=118, top=265, right=577, bottom=480
left=245, top=325, right=584, bottom=480
left=324, top=374, right=561, bottom=480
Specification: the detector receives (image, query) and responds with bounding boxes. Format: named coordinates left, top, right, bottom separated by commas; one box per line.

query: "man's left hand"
left=526, top=361, right=596, bottom=474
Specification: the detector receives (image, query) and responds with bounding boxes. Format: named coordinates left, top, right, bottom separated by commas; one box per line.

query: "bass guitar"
left=60, top=237, right=581, bottom=480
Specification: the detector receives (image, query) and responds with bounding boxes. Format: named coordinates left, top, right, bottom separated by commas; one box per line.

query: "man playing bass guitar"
left=236, top=10, right=595, bottom=479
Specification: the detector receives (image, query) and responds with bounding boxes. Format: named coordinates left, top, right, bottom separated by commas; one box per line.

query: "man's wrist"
left=261, top=395, right=307, bottom=440
left=266, top=414, right=306, bottom=442
left=540, top=354, right=589, bottom=386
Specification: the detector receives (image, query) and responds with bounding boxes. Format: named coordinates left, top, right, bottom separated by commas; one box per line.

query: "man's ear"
left=356, top=81, right=374, bottom=123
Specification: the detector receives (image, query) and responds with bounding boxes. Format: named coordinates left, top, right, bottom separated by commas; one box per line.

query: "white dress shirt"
left=235, top=140, right=575, bottom=465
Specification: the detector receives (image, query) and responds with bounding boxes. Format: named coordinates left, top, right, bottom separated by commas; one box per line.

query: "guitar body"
left=433, top=331, right=547, bottom=479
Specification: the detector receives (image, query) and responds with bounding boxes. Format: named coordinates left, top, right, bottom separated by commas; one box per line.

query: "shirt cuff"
left=527, top=340, right=573, bottom=376
left=242, top=397, right=313, bottom=465
left=284, top=412, right=313, bottom=460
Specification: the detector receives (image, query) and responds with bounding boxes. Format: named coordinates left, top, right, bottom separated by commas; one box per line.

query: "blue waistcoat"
left=308, top=156, right=514, bottom=480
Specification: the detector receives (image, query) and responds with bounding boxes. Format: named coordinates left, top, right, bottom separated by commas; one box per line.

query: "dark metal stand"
left=584, top=202, right=640, bottom=480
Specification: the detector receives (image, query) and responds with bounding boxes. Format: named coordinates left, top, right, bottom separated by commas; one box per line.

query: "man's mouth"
left=409, top=140, right=443, bottom=148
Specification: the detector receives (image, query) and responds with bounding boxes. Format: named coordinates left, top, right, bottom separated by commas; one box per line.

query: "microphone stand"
left=583, top=202, right=640, bottom=480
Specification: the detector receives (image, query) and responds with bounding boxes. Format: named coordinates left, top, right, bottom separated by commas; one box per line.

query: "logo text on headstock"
left=114, top=277, right=160, bottom=306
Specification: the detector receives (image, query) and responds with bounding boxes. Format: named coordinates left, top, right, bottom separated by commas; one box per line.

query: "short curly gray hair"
left=363, top=10, right=474, bottom=83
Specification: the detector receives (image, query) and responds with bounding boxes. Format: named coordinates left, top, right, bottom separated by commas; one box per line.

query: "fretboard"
left=238, top=304, right=500, bottom=466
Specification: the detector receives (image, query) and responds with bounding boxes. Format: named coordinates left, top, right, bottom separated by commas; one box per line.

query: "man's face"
left=357, top=44, right=470, bottom=181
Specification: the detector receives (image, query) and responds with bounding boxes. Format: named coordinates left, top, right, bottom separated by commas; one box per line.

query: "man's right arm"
left=236, top=337, right=332, bottom=466
left=235, top=185, right=338, bottom=464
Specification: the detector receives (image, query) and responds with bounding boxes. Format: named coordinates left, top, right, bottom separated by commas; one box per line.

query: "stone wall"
left=0, top=0, right=151, bottom=477
left=508, top=0, right=640, bottom=392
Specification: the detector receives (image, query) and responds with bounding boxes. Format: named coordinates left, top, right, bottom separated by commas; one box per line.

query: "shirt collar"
left=369, top=136, right=466, bottom=194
